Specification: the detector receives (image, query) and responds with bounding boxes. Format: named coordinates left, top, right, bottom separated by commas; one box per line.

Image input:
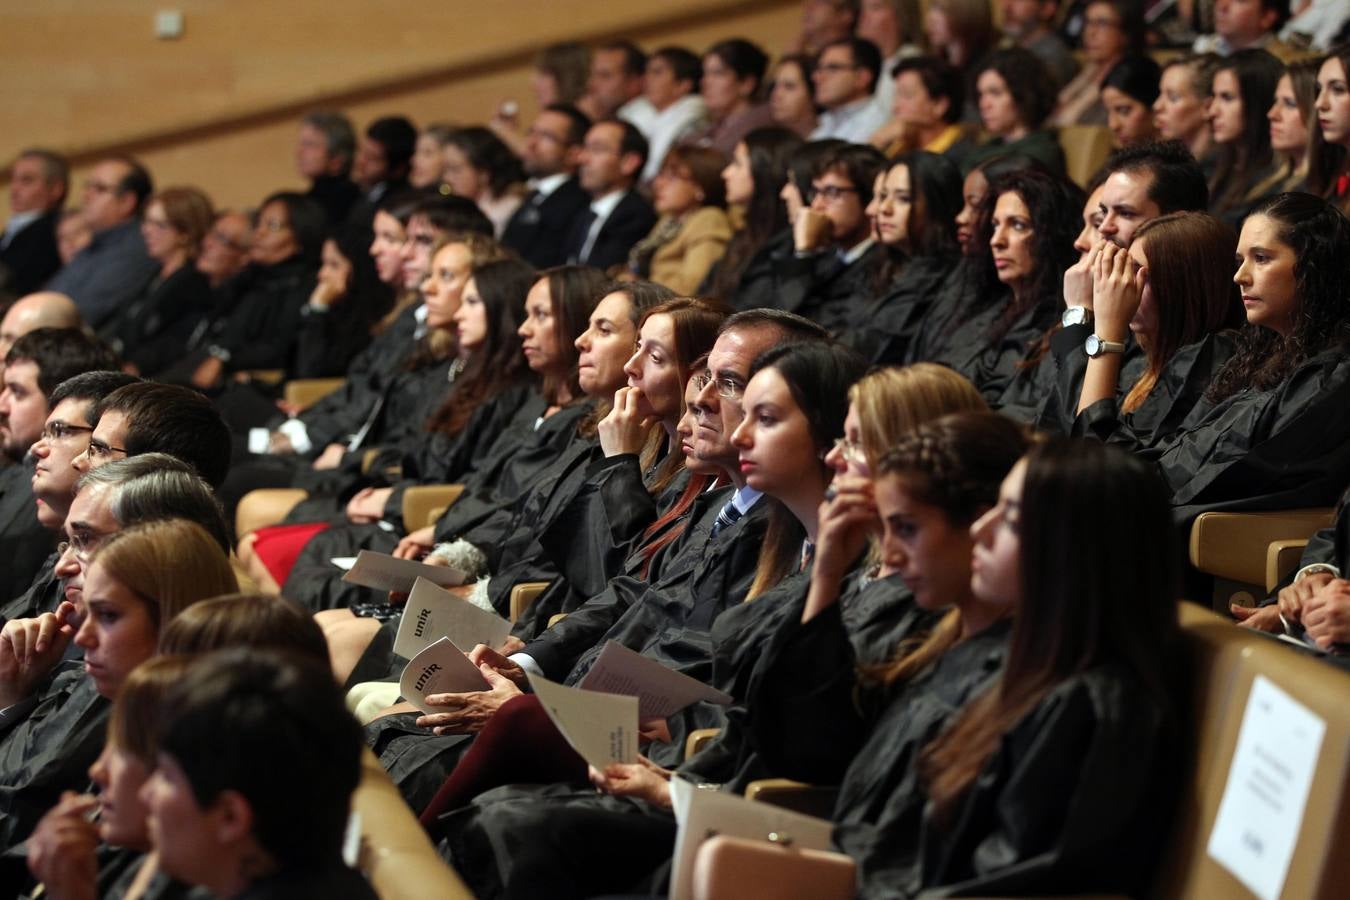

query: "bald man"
left=0, top=293, right=81, bottom=365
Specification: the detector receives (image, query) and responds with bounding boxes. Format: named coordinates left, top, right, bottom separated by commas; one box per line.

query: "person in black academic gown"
left=912, top=167, right=1083, bottom=403
left=142, top=648, right=375, bottom=900
left=840, top=150, right=963, bottom=366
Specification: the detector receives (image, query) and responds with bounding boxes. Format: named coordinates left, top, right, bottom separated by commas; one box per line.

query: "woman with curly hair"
left=967, top=48, right=1067, bottom=176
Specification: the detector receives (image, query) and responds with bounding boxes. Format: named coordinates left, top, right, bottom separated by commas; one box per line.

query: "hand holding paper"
left=341, top=549, right=467, bottom=593
left=398, top=637, right=489, bottom=715
left=526, top=672, right=638, bottom=771
left=578, top=641, right=733, bottom=720
left=393, top=578, right=512, bottom=660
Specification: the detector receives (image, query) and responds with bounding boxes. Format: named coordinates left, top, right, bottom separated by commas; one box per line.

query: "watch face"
left=1085, top=335, right=1102, bottom=356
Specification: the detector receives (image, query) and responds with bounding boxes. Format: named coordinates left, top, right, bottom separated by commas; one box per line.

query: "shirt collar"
left=839, top=237, right=875, bottom=266
left=4, top=210, right=41, bottom=235
left=529, top=172, right=570, bottom=197
left=731, top=484, right=763, bottom=515
left=589, top=188, right=628, bottom=218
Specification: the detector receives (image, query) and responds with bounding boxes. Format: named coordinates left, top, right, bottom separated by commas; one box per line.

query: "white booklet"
left=669, top=776, right=836, bottom=900
left=398, top=637, right=489, bottom=715
left=578, top=640, right=733, bottom=721
left=526, top=671, right=638, bottom=771
left=339, top=549, right=467, bottom=593
left=392, top=577, right=512, bottom=660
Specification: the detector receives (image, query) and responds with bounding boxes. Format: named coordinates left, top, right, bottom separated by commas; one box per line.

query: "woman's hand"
left=803, top=474, right=878, bottom=623
left=393, top=526, right=436, bottom=560
left=1063, top=241, right=1102, bottom=311
left=597, top=387, right=656, bottom=457
left=1091, top=242, right=1141, bottom=341
left=26, top=791, right=100, bottom=900
left=588, top=755, right=675, bottom=808
left=345, top=487, right=393, bottom=524
left=190, top=355, right=224, bottom=390
left=415, top=664, right=522, bottom=734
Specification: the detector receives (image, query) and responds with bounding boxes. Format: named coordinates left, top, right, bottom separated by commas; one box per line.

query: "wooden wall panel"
left=0, top=0, right=799, bottom=216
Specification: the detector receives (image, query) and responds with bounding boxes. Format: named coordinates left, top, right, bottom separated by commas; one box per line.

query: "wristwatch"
left=1062, top=306, right=1093, bottom=327
left=1084, top=334, right=1126, bottom=358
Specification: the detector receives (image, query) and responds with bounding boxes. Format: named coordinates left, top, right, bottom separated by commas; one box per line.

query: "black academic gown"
left=721, top=229, right=792, bottom=312
left=771, top=242, right=885, bottom=336
left=841, top=255, right=960, bottom=366
left=926, top=291, right=1061, bottom=404
left=0, top=665, right=109, bottom=852
left=98, top=264, right=214, bottom=377
left=0, top=462, right=52, bottom=609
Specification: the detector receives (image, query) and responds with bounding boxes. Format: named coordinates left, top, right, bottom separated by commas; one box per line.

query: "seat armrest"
left=1189, top=509, right=1333, bottom=585
left=235, top=488, right=309, bottom=537
left=745, top=779, right=839, bottom=819
left=402, top=485, right=464, bottom=531
left=510, top=581, right=549, bottom=623
left=283, top=377, right=345, bottom=409
left=686, top=728, right=720, bottom=760
left=692, top=835, right=854, bottom=900
left=1267, top=539, right=1311, bottom=594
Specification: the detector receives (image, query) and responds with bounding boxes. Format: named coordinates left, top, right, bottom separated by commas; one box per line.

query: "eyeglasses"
left=816, top=62, right=859, bottom=74
left=83, top=437, right=128, bottom=462
left=142, top=216, right=173, bottom=231
left=832, top=436, right=866, bottom=464
left=41, top=422, right=93, bottom=443
left=84, top=180, right=120, bottom=195
left=206, top=228, right=251, bottom=253
left=257, top=217, right=290, bottom=233
left=692, top=372, right=745, bottom=399
left=57, top=530, right=107, bottom=563
left=811, top=184, right=860, bottom=203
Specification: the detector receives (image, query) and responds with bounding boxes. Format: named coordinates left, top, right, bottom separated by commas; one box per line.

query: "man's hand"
left=190, top=355, right=225, bottom=390
left=1301, top=578, right=1350, bottom=651
left=345, top=487, right=393, bottom=524
left=1277, top=570, right=1335, bottom=627
left=468, top=643, right=528, bottom=689
left=793, top=208, right=833, bottom=253
left=311, top=443, right=347, bottom=471
left=0, top=602, right=79, bottom=708
left=1231, top=603, right=1283, bottom=633
left=393, top=526, right=436, bottom=560
left=414, top=664, right=522, bottom=734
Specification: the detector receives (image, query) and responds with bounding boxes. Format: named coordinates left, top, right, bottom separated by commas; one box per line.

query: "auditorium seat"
left=1189, top=508, right=1333, bottom=611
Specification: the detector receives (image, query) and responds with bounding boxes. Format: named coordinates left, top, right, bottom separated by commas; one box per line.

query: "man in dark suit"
left=563, top=119, right=656, bottom=272
left=0, top=150, right=66, bottom=297
left=501, top=104, right=593, bottom=268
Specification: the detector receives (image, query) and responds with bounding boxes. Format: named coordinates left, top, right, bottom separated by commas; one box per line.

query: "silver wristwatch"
left=1062, top=306, right=1092, bottom=328
left=1084, top=334, right=1126, bottom=358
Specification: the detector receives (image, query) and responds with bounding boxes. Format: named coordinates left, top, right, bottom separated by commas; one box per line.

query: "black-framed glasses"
left=41, top=422, right=93, bottom=443
left=811, top=184, right=860, bottom=203
left=83, top=437, right=127, bottom=462
left=692, top=372, right=745, bottom=399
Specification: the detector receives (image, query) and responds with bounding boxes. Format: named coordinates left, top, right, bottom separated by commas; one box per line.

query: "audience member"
left=792, top=0, right=860, bottom=55
left=1102, top=55, right=1163, bottom=146
left=99, top=185, right=215, bottom=376
left=410, top=123, right=455, bottom=189
left=0, top=292, right=80, bottom=363
left=0, top=330, right=120, bottom=602
left=1000, top=0, right=1081, bottom=87
left=1050, top=0, right=1144, bottom=126
left=619, top=47, right=709, bottom=182
left=1208, top=48, right=1284, bottom=225
left=856, top=0, right=924, bottom=114
left=924, top=0, right=998, bottom=70
left=195, top=210, right=254, bottom=290
left=969, top=48, right=1067, bottom=175
left=1, top=149, right=66, bottom=295
left=353, top=115, right=417, bottom=206
left=627, top=146, right=732, bottom=294
left=562, top=120, right=656, bottom=271
left=295, top=110, right=361, bottom=227
left=810, top=37, right=889, bottom=142
left=1194, top=0, right=1295, bottom=58
left=686, top=39, right=775, bottom=157
left=442, top=127, right=527, bottom=237
left=1155, top=53, right=1223, bottom=170
left=292, top=223, right=394, bottom=379
left=502, top=105, right=593, bottom=268
left=54, top=208, right=91, bottom=267
left=877, top=56, right=977, bottom=168
left=767, top=54, right=819, bottom=137
left=1265, top=55, right=1322, bottom=193
left=589, top=41, right=647, bottom=121
left=1281, top=0, right=1350, bottom=51
left=46, top=156, right=157, bottom=329
left=1310, top=45, right=1350, bottom=212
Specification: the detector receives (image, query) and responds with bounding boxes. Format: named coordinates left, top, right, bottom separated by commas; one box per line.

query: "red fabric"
left=419, top=693, right=586, bottom=825
left=251, top=522, right=331, bottom=584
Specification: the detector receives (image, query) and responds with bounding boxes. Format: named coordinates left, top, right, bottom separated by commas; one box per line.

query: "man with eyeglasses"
left=195, top=211, right=253, bottom=290
left=0, top=331, right=121, bottom=608
left=46, top=156, right=158, bottom=330
left=809, top=37, right=889, bottom=142
left=502, top=104, right=594, bottom=268
left=776, top=142, right=887, bottom=334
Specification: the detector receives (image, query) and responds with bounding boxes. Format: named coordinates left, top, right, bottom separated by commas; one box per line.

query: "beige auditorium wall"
left=0, top=0, right=800, bottom=216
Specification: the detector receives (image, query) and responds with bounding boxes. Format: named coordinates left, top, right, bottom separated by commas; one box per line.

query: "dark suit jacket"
left=0, top=211, right=61, bottom=296
left=502, top=177, right=591, bottom=269
left=563, top=189, right=657, bottom=272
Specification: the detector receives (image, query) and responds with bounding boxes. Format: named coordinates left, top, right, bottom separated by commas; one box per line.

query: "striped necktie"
left=709, top=498, right=743, bottom=539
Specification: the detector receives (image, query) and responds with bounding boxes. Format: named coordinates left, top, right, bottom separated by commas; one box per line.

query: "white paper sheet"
left=392, top=577, right=512, bottom=660
left=340, top=549, right=466, bottom=592
left=397, top=637, right=490, bottom=714
left=1207, top=675, right=1326, bottom=900
left=577, top=640, right=733, bottom=720
left=669, top=776, right=835, bottom=900
left=525, top=671, right=638, bottom=770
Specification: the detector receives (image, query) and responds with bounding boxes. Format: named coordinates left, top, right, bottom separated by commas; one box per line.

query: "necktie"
left=709, top=498, right=743, bottom=539
left=574, top=209, right=601, bottom=264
